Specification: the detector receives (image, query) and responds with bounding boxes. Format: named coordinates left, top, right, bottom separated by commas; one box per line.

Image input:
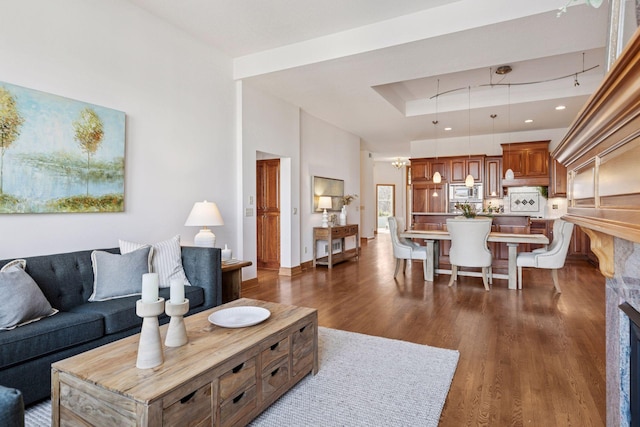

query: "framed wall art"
left=312, top=176, right=344, bottom=212
left=0, top=81, right=125, bottom=213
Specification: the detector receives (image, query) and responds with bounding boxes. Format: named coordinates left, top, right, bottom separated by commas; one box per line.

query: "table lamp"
left=318, top=196, right=332, bottom=228
left=185, top=200, right=224, bottom=247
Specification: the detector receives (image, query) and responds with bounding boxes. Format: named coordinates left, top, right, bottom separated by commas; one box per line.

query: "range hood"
left=501, top=177, right=549, bottom=187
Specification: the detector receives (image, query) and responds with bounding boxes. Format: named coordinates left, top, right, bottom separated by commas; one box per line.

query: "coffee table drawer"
left=292, top=322, right=315, bottom=377
left=219, top=356, right=256, bottom=402
left=220, top=384, right=257, bottom=427
left=163, top=383, right=213, bottom=426
left=261, top=336, right=290, bottom=370
left=261, top=356, right=289, bottom=401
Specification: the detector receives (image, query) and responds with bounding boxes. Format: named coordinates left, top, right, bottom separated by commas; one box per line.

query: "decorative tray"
left=208, top=306, right=271, bottom=328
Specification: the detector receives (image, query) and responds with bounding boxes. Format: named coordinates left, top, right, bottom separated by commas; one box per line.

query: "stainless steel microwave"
left=449, top=183, right=483, bottom=202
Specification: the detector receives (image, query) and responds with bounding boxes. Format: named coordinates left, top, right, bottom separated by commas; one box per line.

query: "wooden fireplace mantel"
left=553, top=27, right=640, bottom=277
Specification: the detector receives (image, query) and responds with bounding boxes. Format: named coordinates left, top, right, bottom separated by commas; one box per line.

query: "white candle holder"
left=135, top=298, right=165, bottom=369
left=164, top=299, right=189, bottom=347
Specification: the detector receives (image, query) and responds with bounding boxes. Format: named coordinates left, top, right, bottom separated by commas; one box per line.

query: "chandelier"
left=391, top=158, right=406, bottom=169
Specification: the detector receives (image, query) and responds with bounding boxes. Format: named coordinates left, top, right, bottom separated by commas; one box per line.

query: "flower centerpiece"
left=342, top=194, right=358, bottom=206
left=455, top=202, right=476, bottom=219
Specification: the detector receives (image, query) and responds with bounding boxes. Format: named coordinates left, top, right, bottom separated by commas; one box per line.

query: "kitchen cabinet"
left=549, top=156, right=567, bottom=197
left=410, top=158, right=449, bottom=182
left=501, top=141, right=550, bottom=186
left=412, top=183, right=447, bottom=213
left=569, top=225, right=597, bottom=264
left=484, top=156, right=502, bottom=198
left=450, top=156, right=483, bottom=183
left=411, top=160, right=430, bottom=181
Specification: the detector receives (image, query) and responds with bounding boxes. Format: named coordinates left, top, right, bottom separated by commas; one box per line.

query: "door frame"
left=376, top=183, right=395, bottom=233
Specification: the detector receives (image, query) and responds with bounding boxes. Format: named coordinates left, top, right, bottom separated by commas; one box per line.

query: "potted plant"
left=455, top=202, right=476, bottom=219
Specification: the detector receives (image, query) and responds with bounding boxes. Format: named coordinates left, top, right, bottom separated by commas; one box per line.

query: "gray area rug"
left=25, top=327, right=459, bottom=426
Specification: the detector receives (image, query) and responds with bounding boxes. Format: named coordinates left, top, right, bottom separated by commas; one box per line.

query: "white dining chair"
left=388, top=217, right=429, bottom=280
left=395, top=217, right=421, bottom=249
left=516, top=219, right=574, bottom=292
left=446, top=217, right=493, bottom=291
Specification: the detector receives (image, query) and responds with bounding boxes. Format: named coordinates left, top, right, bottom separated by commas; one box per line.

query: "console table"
left=313, top=224, right=359, bottom=268
left=51, top=298, right=318, bottom=427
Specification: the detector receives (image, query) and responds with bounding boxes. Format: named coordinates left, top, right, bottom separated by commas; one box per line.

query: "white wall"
left=301, top=112, right=361, bottom=263
left=240, top=83, right=301, bottom=279
left=360, top=150, right=375, bottom=239
left=0, top=0, right=236, bottom=259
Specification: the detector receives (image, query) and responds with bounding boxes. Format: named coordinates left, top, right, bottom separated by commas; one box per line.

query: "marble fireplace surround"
left=607, top=239, right=640, bottom=426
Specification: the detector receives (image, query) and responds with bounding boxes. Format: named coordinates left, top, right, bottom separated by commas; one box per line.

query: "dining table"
left=399, top=229, right=549, bottom=290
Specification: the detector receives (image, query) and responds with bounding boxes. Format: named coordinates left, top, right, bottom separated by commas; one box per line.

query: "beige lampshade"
left=318, top=196, right=332, bottom=210
left=185, top=201, right=224, bottom=226
left=185, top=201, right=224, bottom=247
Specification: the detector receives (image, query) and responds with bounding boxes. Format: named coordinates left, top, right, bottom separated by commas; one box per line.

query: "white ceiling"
left=127, top=0, right=638, bottom=160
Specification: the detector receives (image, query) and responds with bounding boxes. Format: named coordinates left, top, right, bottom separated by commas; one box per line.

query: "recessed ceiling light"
left=444, top=127, right=452, bottom=131
left=555, top=105, right=566, bottom=110
left=525, top=119, right=533, bottom=123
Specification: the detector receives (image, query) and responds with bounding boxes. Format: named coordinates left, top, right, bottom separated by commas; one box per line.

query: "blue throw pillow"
left=0, top=261, right=58, bottom=330
left=89, top=246, right=153, bottom=301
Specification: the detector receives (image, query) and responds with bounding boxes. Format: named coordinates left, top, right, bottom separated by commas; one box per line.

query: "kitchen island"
left=410, top=213, right=539, bottom=275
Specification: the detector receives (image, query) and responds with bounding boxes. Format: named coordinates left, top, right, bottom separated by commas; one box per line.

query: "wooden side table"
left=312, top=224, right=359, bottom=268
left=221, top=260, right=252, bottom=303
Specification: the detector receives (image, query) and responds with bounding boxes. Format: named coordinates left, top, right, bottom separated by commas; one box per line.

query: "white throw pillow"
left=0, top=260, right=58, bottom=330
left=119, top=235, right=191, bottom=288
left=0, top=259, right=26, bottom=272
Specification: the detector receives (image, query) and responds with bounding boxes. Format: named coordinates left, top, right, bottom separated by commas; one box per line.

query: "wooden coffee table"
left=51, top=298, right=318, bottom=427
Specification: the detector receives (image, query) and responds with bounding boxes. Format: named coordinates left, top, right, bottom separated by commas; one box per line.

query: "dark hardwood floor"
left=243, top=232, right=606, bottom=426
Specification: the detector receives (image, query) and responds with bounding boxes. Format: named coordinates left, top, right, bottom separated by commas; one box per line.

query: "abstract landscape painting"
left=0, top=81, right=125, bottom=213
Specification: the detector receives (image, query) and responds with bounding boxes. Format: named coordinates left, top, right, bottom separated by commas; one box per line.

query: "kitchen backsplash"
left=483, top=186, right=567, bottom=218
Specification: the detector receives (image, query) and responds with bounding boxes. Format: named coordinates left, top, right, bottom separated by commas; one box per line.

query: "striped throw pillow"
left=119, top=235, right=191, bottom=288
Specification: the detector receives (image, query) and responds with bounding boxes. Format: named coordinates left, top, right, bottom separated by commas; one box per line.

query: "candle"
left=170, top=278, right=185, bottom=304
left=141, top=273, right=159, bottom=303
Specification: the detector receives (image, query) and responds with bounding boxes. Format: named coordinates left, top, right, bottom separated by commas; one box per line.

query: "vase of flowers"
left=341, top=194, right=358, bottom=225
left=455, top=202, right=476, bottom=219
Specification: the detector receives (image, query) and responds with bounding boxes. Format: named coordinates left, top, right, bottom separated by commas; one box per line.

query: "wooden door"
left=549, top=157, right=567, bottom=197
left=525, top=148, right=549, bottom=176
left=412, top=184, right=446, bottom=213
left=466, top=158, right=483, bottom=181
left=450, top=159, right=466, bottom=182
left=256, top=159, right=280, bottom=269
left=411, top=160, right=429, bottom=182
left=430, top=159, right=449, bottom=182
left=503, top=150, right=524, bottom=177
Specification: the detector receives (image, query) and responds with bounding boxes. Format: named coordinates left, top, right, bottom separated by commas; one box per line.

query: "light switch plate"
left=245, top=208, right=253, bottom=217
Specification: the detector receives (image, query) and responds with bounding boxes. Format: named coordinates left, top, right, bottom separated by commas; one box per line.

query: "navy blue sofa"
left=0, top=246, right=222, bottom=407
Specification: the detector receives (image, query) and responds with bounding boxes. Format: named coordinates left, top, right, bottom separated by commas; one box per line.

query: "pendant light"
left=465, top=86, right=474, bottom=188
left=504, top=84, right=515, bottom=180
left=432, top=79, right=442, bottom=184
left=432, top=117, right=440, bottom=197
left=490, top=114, right=498, bottom=196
